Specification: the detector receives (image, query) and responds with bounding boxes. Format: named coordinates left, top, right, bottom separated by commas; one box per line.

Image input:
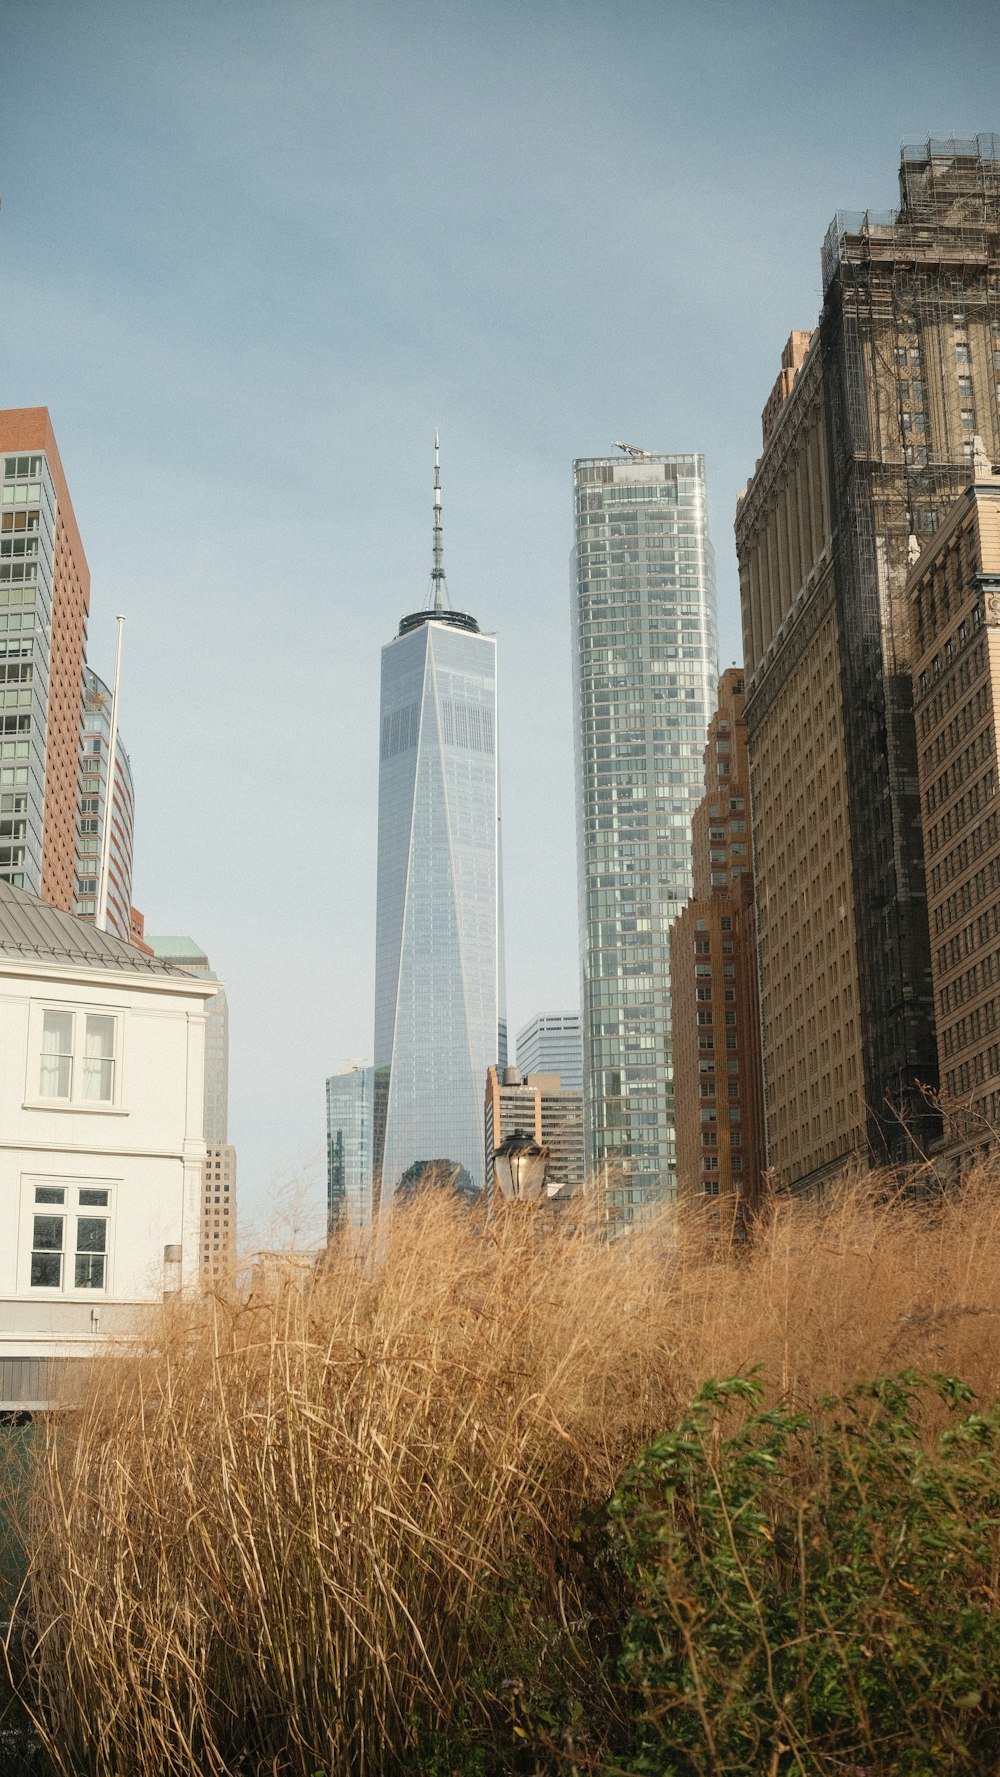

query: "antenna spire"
left=432, top=432, right=445, bottom=611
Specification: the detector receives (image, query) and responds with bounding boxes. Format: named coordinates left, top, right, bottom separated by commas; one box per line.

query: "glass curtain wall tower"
left=372, top=443, right=505, bottom=1210
left=75, top=666, right=135, bottom=940
left=572, top=450, right=718, bottom=1218
left=0, top=412, right=90, bottom=911
left=326, top=1063, right=375, bottom=1233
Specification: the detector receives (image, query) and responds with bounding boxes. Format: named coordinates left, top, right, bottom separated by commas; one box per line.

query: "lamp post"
left=492, top=1129, right=550, bottom=1206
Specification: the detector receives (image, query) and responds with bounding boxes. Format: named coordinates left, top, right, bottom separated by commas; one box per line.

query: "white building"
left=0, top=881, right=217, bottom=1410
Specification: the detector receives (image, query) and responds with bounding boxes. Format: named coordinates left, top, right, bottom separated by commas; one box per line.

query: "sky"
left=2, top=0, right=999, bottom=1239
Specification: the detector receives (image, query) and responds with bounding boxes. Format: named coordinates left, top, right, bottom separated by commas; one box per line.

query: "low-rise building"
left=0, top=882, right=216, bottom=1409
left=484, top=1065, right=584, bottom=1199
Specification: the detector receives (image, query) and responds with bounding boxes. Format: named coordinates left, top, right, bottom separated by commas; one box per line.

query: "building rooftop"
left=0, top=881, right=192, bottom=975
left=146, top=934, right=209, bottom=963
left=397, top=608, right=480, bottom=638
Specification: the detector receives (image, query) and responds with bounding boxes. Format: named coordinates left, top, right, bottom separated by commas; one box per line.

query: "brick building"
left=669, top=669, right=766, bottom=1234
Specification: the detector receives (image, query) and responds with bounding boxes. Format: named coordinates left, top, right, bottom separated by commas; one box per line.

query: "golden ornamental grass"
left=13, top=1165, right=1000, bottom=1775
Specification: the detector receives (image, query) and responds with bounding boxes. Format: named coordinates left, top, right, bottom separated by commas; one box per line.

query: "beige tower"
left=909, top=456, right=1000, bottom=1145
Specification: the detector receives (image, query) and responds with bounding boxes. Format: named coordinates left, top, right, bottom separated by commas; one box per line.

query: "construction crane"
left=611, top=440, right=648, bottom=458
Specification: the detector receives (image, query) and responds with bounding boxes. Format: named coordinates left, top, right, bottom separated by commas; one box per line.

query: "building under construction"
left=737, top=137, right=1000, bottom=1189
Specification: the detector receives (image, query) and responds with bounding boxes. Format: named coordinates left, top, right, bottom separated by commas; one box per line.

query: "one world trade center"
left=372, top=441, right=506, bottom=1211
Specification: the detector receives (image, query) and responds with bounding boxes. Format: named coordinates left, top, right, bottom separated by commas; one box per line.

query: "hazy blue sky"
left=3, top=1, right=999, bottom=1237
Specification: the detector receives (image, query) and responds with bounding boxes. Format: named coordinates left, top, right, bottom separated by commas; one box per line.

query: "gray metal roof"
left=0, top=881, right=194, bottom=976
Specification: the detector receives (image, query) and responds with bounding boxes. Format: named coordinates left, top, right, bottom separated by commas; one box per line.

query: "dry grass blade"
left=11, top=1166, right=1000, bottom=1774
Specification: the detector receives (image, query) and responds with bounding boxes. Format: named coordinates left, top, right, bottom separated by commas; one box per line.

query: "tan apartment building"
left=1, top=409, right=91, bottom=913
left=202, top=1144, right=237, bottom=1280
left=736, top=331, right=867, bottom=1189
left=737, top=138, right=1000, bottom=1190
left=484, top=1065, right=584, bottom=1199
left=669, top=669, right=766, bottom=1234
left=909, top=456, right=1000, bottom=1133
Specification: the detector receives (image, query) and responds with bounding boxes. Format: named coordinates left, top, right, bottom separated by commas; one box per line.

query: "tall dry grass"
left=14, top=1165, right=1000, bottom=1776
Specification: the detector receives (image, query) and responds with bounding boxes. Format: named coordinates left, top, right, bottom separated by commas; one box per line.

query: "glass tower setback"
left=373, top=609, right=504, bottom=1208
left=75, top=666, right=135, bottom=940
left=572, top=451, right=718, bottom=1218
left=326, top=1063, right=375, bottom=1233
left=515, top=1012, right=583, bottom=1091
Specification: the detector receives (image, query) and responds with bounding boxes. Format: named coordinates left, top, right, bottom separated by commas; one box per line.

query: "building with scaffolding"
left=668, top=669, right=766, bottom=1236
left=737, top=136, right=1000, bottom=1190
left=572, top=450, right=718, bottom=1221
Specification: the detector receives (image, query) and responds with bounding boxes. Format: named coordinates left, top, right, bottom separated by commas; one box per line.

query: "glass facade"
left=74, top=666, right=135, bottom=939
left=515, top=1012, right=583, bottom=1091
left=373, top=611, right=505, bottom=1207
left=326, top=1063, right=375, bottom=1232
left=572, top=452, right=718, bottom=1218
left=0, top=452, right=58, bottom=894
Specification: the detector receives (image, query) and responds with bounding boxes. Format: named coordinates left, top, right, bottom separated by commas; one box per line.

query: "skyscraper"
left=515, top=1012, right=583, bottom=1092
left=326, top=1062, right=375, bottom=1232
left=736, top=138, right=1000, bottom=1189
left=146, top=936, right=230, bottom=1145
left=908, top=456, right=1000, bottom=1141
left=572, top=449, right=718, bottom=1218
left=74, top=666, right=136, bottom=941
left=372, top=443, right=505, bottom=1210
left=0, top=411, right=90, bottom=909
left=669, top=669, right=766, bottom=1237
left=147, top=934, right=234, bottom=1279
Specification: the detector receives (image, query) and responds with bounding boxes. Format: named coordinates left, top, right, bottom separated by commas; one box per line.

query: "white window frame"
left=19, top=1175, right=116, bottom=1297
left=25, top=1000, right=125, bottom=1113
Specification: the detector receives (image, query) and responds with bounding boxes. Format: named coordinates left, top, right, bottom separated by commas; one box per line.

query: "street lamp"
left=492, top=1129, right=550, bottom=1205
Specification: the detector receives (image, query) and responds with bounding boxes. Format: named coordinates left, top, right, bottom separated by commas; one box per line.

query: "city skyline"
left=5, top=2, right=1000, bottom=1229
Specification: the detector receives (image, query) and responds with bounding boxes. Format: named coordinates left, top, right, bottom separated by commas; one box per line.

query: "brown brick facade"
left=669, top=670, right=767, bottom=1234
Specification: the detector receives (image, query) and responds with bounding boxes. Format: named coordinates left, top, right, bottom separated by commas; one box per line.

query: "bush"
left=607, top=1372, right=1000, bottom=1776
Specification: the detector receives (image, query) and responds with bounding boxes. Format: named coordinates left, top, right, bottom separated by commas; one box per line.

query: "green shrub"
left=606, top=1373, right=1000, bottom=1775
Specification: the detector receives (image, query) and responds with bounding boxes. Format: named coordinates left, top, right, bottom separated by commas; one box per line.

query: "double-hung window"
left=38, top=1008, right=117, bottom=1105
